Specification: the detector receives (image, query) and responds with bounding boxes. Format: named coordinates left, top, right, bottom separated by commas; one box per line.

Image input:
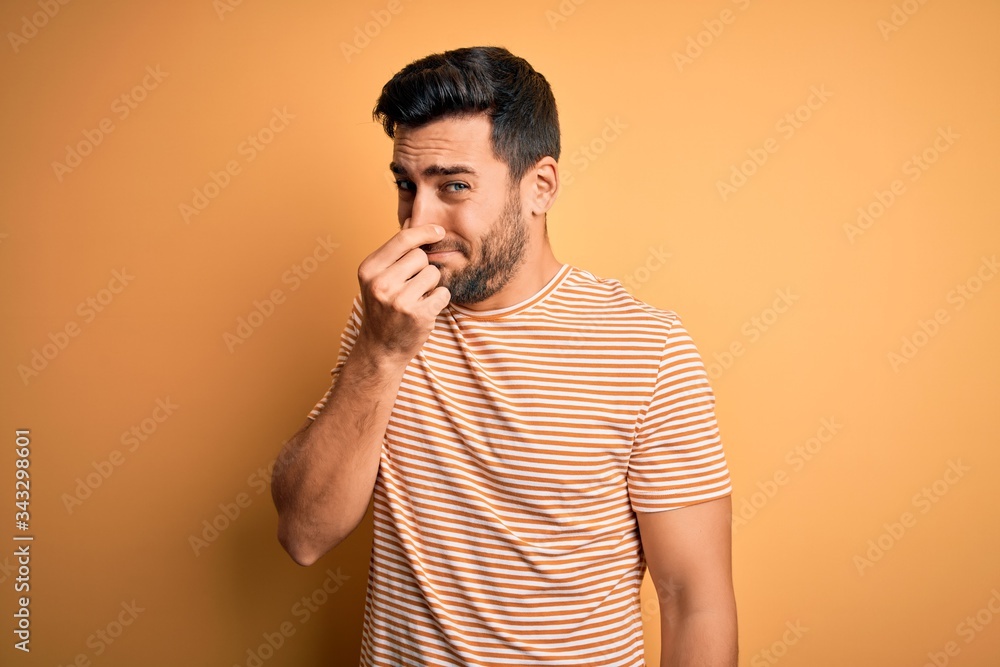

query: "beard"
left=423, top=188, right=528, bottom=305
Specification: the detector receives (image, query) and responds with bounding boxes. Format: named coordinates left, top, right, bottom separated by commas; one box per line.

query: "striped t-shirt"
left=307, top=263, right=732, bottom=666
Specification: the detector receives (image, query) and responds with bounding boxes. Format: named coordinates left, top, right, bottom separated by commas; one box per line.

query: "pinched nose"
left=401, top=189, right=441, bottom=230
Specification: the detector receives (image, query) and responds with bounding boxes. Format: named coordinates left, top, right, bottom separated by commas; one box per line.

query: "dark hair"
left=373, top=46, right=560, bottom=183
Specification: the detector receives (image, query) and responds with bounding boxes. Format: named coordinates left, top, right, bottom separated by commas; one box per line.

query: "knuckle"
left=369, top=277, right=390, bottom=301
left=398, top=227, right=417, bottom=245
left=408, top=245, right=428, bottom=262
left=357, top=260, right=373, bottom=283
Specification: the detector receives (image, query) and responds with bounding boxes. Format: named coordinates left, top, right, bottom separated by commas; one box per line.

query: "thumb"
left=426, top=285, right=451, bottom=314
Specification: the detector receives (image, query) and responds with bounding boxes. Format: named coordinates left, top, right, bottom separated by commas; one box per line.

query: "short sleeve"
left=306, top=296, right=363, bottom=421
left=627, top=315, right=732, bottom=512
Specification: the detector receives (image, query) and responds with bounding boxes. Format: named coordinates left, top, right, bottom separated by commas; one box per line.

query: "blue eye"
left=444, top=182, right=469, bottom=192
left=394, top=179, right=414, bottom=192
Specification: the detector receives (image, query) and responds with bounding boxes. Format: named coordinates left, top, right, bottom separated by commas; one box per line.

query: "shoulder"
left=553, top=265, right=683, bottom=338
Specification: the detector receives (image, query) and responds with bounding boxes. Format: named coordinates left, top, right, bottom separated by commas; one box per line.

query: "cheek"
left=443, top=206, right=482, bottom=241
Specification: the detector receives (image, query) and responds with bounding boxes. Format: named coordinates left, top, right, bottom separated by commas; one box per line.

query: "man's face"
left=390, top=114, right=528, bottom=305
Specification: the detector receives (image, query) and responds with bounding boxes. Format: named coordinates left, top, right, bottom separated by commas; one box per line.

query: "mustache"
left=421, top=240, right=470, bottom=256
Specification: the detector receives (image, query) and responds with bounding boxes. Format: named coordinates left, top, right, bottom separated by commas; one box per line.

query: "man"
left=271, top=46, right=737, bottom=666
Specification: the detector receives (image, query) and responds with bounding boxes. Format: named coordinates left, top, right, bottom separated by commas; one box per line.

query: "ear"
left=523, top=156, right=559, bottom=218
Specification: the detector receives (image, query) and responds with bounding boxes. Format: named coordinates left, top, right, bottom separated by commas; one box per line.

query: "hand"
left=355, top=223, right=452, bottom=364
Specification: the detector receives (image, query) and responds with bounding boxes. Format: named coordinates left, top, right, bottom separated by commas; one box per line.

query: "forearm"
left=272, top=340, right=406, bottom=565
left=659, top=601, right=738, bottom=667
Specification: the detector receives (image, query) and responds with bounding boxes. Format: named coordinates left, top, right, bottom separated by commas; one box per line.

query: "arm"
left=271, top=223, right=451, bottom=566
left=636, top=496, right=737, bottom=667
left=271, top=341, right=409, bottom=565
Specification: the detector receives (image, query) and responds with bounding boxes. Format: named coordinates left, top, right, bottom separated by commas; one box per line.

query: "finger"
left=421, top=285, right=451, bottom=316
left=376, top=246, right=435, bottom=292
left=399, top=263, right=443, bottom=302
left=366, top=225, right=445, bottom=273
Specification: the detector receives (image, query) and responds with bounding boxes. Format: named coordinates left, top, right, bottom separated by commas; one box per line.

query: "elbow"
left=276, top=518, right=344, bottom=567
left=280, top=538, right=320, bottom=567
left=272, top=485, right=326, bottom=566
left=277, top=519, right=319, bottom=567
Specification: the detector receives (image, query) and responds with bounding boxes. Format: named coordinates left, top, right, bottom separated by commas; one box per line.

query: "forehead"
left=391, top=114, right=503, bottom=175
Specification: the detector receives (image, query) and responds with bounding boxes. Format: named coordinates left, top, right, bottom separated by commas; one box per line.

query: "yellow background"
left=2, top=0, right=999, bottom=665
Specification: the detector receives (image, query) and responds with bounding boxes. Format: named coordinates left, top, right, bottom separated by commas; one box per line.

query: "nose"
left=400, top=187, right=438, bottom=230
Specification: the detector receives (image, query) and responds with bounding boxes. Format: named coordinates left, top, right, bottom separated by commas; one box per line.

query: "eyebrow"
left=389, top=162, right=478, bottom=178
